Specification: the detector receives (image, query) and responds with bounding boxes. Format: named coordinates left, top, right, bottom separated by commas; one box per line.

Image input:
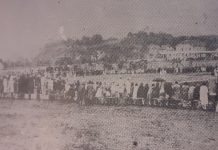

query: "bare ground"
left=0, top=99, right=217, bottom=150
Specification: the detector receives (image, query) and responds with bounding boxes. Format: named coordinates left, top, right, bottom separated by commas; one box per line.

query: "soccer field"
left=0, top=100, right=217, bottom=150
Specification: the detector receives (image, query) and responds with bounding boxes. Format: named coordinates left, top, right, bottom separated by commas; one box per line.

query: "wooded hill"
left=35, top=31, right=218, bottom=66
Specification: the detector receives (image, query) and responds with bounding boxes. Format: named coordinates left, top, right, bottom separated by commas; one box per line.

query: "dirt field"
left=0, top=99, right=217, bottom=150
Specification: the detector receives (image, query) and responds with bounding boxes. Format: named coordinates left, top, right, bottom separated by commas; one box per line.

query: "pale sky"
left=0, top=0, right=218, bottom=60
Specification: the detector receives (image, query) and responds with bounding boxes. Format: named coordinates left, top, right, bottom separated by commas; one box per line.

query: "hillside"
left=35, top=32, right=218, bottom=65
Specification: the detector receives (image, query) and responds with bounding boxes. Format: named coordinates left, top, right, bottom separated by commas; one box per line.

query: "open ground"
left=0, top=99, right=217, bottom=150
left=0, top=73, right=217, bottom=150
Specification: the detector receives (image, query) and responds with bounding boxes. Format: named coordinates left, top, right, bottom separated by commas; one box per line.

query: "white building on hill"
left=146, top=43, right=218, bottom=69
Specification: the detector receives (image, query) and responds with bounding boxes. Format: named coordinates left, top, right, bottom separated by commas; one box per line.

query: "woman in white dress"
left=8, top=75, right=15, bottom=98
left=200, top=83, right=209, bottom=110
left=110, top=82, right=116, bottom=97
left=95, top=85, right=103, bottom=98
left=125, top=80, right=131, bottom=96
left=3, top=76, right=8, bottom=97
left=95, top=83, right=103, bottom=104
left=40, top=76, right=48, bottom=99
left=132, top=83, right=139, bottom=104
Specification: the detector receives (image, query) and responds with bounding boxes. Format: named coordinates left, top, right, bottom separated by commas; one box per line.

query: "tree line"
left=35, top=31, right=218, bottom=66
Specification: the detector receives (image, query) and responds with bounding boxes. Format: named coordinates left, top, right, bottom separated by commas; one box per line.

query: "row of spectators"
left=0, top=71, right=217, bottom=111
left=44, top=65, right=217, bottom=77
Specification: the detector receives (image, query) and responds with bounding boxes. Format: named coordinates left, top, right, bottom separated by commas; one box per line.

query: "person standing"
left=143, top=84, right=149, bottom=105
left=214, top=68, right=218, bottom=82
left=188, top=85, right=195, bottom=101
left=200, top=83, right=209, bottom=110
left=126, top=82, right=134, bottom=105
left=208, top=78, right=217, bottom=111
left=95, top=83, right=103, bottom=104
left=188, top=84, right=195, bottom=108
left=41, top=75, right=46, bottom=98
left=8, top=75, right=15, bottom=99
left=158, top=82, right=166, bottom=106
left=129, top=82, right=134, bottom=97
left=125, top=79, right=131, bottom=97
left=172, top=81, right=181, bottom=101
left=18, top=74, right=25, bottom=99
left=64, top=79, right=70, bottom=100
left=147, top=84, right=153, bottom=105
left=34, top=75, right=41, bottom=100
left=27, top=74, right=34, bottom=100
left=193, top=84, right=200, bottom=100
left=137, top=83, right=144, bottom=98
left=132, top=83, right=139, bottom=105
left=86, top=82, right=95, bottom=105
left=0, top=76, right=3, bottom=98
left=171, top=81, right=181, bottom=107
left=3, top=76, right=8, bottom=98
left=181, top=82, right=189, bottom=107
left=137, top=83, right=144, bottom=105
left=14, top=76, right=19, bottom=99
left=216, top=82, right=218, bottom=112
left=110, top=82, right=116, bottom=97
left=152, top=82, right=160, bottom=105
left=78, top=83, right=86, bottom=105
left=164, top=82, right=173, bottom=101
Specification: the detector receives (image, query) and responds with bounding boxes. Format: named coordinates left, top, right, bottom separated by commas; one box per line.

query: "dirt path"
left=0, top=100, right=217, bottom=150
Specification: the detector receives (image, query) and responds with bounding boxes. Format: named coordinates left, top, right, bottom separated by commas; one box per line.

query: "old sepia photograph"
left=0, top=0, right=218, bottom=149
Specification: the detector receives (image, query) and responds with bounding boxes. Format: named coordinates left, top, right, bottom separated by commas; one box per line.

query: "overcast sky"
left=0, top=0, right=218, bottom=60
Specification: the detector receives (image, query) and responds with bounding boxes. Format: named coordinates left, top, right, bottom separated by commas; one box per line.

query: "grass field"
left=0, top=99, right=217, bottom=150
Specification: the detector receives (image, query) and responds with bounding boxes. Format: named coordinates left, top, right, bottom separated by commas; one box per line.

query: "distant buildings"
left=159, top=44, right=216, bottom=61
left=176, top=43, right=194, bottom=51
left=145, top=43, right=218, bottom=70
left=38, top=42, right=218, bottom=74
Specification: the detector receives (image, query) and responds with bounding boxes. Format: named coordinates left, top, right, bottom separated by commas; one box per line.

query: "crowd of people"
left=0, top=69, right=217, bottom=111
left=44, top=65, right=217, bottom=77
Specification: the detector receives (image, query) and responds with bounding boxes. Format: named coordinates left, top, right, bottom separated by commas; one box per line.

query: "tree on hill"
left=91, top=34, right=103, bottom=44
left=35, top=31, right=218, bottom=66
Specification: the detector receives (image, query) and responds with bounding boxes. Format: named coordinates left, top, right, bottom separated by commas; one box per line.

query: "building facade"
left=146, top=44, right=218, bottom=69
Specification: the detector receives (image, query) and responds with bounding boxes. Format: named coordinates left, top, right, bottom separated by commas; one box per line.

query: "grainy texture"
left=1, top=1, right=218, bottom=150
left=0, top=100, right=217, bottom=150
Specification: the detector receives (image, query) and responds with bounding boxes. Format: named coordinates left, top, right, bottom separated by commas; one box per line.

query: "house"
left=159, top=47, right=216, bottom=61
left=94, top=63, right=104, bottom=71
left=91, top=55, right=97, bottom=61
left=148, top=44, right=161, bottom=54
left=91, top=51, right=106, bottom=61
left=96, top=51, right=106, bottom=60
left=112, top=63, right=119, bottom=71
left=145, top=42, right=218, bottom=70
left=193, top=46, right=206, bottom=51
left=147, top=44, right=161, bottom=61
left=176, top=43, right=194, bottom=51
left=161, top=45, right=174, bottom=51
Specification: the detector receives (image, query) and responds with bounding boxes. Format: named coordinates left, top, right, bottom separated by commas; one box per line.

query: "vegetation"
left=34, top=31, right=218, bottom=65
